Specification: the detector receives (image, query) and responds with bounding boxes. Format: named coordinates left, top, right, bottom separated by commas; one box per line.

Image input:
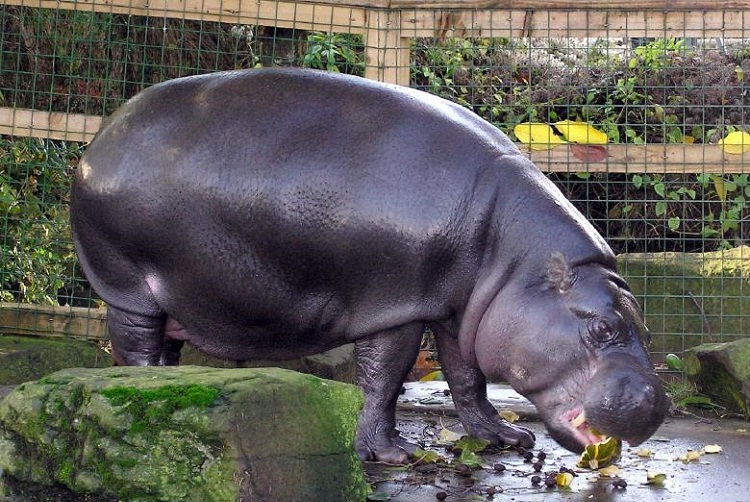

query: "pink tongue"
left=570, top=411, right=606, bottom=445
left=581, top=427, right=605, bottom=445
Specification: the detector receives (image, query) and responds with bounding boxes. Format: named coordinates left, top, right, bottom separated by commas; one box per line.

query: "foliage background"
left=1, top=7, right=749, bottom=305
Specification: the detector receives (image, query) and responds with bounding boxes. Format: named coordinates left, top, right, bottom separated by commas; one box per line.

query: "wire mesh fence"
left=1, top=0, right=750, bottom=365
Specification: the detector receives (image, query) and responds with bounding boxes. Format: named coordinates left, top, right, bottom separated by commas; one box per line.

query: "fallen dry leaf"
left=554, top=120, right=608, bottom=144
left=570, top=143, right=608, bottom=162
left=499, top=410, right=519, bottom=423
left=556, top=471, right=574, bottom=487
left=437, top=426, right=461, bottom=444
left=514, top=122, right=568, bottom=150
left=678, top=450, right=702, bottom=463
left=719, top=131, right=750, bottom=154
left=645, top=471, right=667, bottom=485
left=597, top=465, right=622, bottom=477
left=702, top=444, right=723, bottom=454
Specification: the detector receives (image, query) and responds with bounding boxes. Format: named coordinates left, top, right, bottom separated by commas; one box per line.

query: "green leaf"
left=665, top=353, right=683, bottom=371
left=667, top=217, right=680, bottom=231
left=664, top=354, right=682, bottom=371
left=701, top=226, right=719, bottom=238
left=632, top=174, right=643, bottom=189
left=454, top=436, right=491, bottom=454
left=655, top=200, right=667, bottom=216
left=679, top=395, right=716, bottom=407
left=412, top=448, right=444, bottom=464
left=654, top=182, right=666, bottom=197
left=458, top=451, right=484, bottom=469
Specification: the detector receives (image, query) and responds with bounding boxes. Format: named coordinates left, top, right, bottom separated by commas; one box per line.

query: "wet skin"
left=71, top=68, right=669, bottom=463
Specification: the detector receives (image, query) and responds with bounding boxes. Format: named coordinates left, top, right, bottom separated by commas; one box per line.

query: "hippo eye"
left=589, top=318, right=618, bottom=345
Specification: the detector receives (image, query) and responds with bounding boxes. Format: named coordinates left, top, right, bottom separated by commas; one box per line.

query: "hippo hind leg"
left=107, top=305, right=183, bottom=366
left=432, top=325, right=535, bottom=449
left=354, top=323, right=424, bottom=464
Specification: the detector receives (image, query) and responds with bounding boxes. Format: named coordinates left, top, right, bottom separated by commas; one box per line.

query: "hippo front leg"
left=108, top=305, right=182, bottom=366
left=432, top=325, right=535, bottom=449
left=354, top=323, right=424, bottom=464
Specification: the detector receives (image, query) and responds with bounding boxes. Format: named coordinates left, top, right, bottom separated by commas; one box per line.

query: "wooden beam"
left=401, top=9, right=748, bottom=39
left=0, top=108, right=102, bottom=143
left=12, top=0, right=749, bottom=13
left=523, top=143, right=750, bottom=174
left=365, top=10, right=410, bottom=84
left=6, top=0, right=747, bottom=38
left=391, top=0, right=750, bottom=10
left=0, top=303, right=107, bottom=340
left=3, top=0, right=369, bottom=32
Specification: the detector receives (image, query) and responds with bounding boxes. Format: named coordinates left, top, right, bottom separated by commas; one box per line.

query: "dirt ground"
left=365, top=382, right=750, bottom=502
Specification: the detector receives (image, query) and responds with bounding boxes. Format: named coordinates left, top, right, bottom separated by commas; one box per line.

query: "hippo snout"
left=583, top=357, right=670, bottom=446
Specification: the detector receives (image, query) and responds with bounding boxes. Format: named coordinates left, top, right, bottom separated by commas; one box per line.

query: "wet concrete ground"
left=365, top=382, right=750, bottom=502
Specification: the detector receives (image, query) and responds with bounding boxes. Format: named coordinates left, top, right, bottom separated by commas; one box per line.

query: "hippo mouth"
left=560, top=408, right=610, bottom=449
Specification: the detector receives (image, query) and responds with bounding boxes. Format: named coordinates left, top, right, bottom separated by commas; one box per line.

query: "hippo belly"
left=71, top=68, right=668, bottom=463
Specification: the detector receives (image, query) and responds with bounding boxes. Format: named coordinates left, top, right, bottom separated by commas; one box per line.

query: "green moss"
left=58, top=458, right=76, bottom=484
left=2, top=367, right=367, bottom=501
left=686, top=340, right=750, bottom=418
left=696, top=359, right=749, bottom=416
left=0, top=336, right=111, bottom=385
left=102, top=384, right=220, bottom=434
left=619, top=247, right=750, bottom=357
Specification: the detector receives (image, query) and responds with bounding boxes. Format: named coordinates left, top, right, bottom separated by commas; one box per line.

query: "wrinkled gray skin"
left=71, top=68, right=669, bottom=464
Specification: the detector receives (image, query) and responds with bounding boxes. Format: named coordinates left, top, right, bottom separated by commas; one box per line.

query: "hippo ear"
left=545, top=252, right=574, bottom=292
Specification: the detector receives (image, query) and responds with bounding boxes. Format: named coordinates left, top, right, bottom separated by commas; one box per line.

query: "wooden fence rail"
left=3, top=0, right=750, bottom=172
left=0, top=303, right=107, bottom=340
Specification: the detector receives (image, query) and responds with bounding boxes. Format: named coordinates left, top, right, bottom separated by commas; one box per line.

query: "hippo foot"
left=466, top=414, right=536, bottom=449
left=356, top=432, right=417, bottom=464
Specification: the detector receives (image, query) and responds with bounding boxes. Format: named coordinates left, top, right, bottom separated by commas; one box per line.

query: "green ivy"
left=0, top=137, right=83, bottom=304
left=302, top=32, right=364, bottom=74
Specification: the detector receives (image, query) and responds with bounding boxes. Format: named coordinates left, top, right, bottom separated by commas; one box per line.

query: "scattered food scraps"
left=576, top=436, right=622, bottom=470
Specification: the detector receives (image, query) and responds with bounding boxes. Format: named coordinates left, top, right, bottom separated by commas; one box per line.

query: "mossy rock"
left=618, top=246, right=750, bottom=358
left=0, top=366, right=367, bottom=501
left=0, top=335, right=111, bottom=385
left=683, top=339, right=750, bottom=417
left=180, top=343, right=357, bottom=384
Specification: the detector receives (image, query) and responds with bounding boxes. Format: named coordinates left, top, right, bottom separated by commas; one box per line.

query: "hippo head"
left=474, top=252, right=669, bottom=453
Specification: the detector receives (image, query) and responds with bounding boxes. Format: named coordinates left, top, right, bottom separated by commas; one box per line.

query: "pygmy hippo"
left=71, top=68, right=669, bottom=464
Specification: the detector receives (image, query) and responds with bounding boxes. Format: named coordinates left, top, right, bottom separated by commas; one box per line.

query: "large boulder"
left=618, top=246, right=750, bottom=358
left=683, top=339, right=750, bottom=417
left=181, top=343, right=357, bottom=384
left=0, top=366, right=367, bottom=501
